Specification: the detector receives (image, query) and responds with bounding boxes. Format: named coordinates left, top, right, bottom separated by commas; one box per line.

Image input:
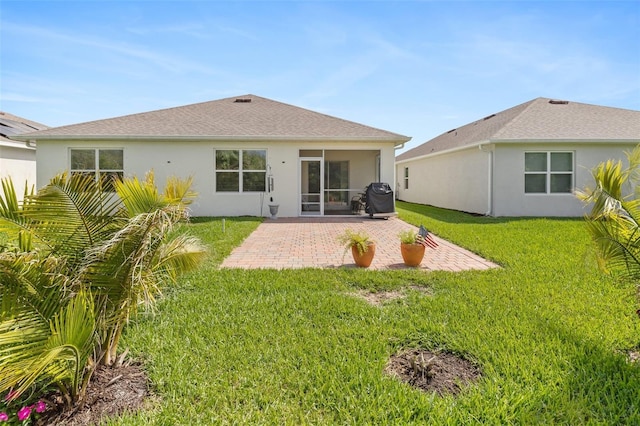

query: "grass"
left=112, top=202, right=640, bottom=425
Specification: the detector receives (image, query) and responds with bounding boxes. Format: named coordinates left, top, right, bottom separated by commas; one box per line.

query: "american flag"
left=417, top=225, right=438, bottom=249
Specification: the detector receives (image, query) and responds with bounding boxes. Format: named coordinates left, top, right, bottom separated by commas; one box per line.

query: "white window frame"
left=69, top=148, right=124, bottom=191
left=214, top=149, right=267, bottom=193
left=524, top=151, right=574, bottom=194
left=404, top=167, right=409, bottom=190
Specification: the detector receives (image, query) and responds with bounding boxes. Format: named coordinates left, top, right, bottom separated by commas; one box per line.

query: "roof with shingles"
left=16, top=94, right=409, bottom=143
left=397, top=97, right=640, bottom=162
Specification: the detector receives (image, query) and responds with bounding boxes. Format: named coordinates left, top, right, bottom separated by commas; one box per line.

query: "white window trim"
left=69, top=147, right=124, bottom=182
left=404, top=167, right=409, bottom=190
left=214, top=149, right=267, bottom=193
left=524, top=151, right=574, bottom=195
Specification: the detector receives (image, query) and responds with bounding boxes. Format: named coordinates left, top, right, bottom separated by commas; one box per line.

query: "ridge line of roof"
left=490, top=97, right=542, bottom=140
left=250, top=94, right=410, bottom=139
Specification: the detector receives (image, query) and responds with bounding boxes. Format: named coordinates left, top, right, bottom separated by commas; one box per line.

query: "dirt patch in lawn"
left=38, top=363, right=152, bottom=426
left=385, top=349, right=481, bottom=396
left=351, top=285, right=432, bottom=306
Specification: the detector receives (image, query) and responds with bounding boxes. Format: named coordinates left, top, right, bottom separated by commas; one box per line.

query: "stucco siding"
left=0, top=145, right=36, bottom=201
left=396, top=147, right=489, bottom=214
left=493, top=143, right=637, bottom=217
left=37, top=139, right=396, bottom=217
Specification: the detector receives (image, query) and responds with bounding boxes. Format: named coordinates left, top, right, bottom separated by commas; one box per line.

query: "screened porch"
left=299, top=149, right=382, bottom=216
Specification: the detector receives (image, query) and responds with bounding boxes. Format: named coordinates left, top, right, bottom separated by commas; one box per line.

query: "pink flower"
left=17, top=406, right=31, bottom=421
left=0, top=412, right=8, bottom=421
left=34, top=400, right=47, bottom=413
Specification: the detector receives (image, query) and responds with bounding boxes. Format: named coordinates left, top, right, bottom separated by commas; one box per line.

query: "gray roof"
left=397, top=97, right=640, bottom=162
left=16, top=94, right=409, bottom=143
left=0, top=111, right=48, bottom=146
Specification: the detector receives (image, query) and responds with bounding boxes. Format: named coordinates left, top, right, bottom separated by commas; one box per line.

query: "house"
left=14, top=94, right=410, bottom=217
left=0, top=112, right=48, bottom=200
left=395, top=98, right=640, bottom=217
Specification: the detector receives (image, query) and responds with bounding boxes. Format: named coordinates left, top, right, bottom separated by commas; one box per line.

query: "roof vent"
left=446, top=128, right=457, bottom=134
left=548, top=99, right=568, bottom=105
left=234, top=98, right=252, bottom=103
left=482, top=114, right=496, bottom=121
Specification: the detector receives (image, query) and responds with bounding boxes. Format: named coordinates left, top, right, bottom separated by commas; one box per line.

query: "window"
left=70, top=148, right=123, bottom=191
left=524, top=151, right=573, bottom=194
left=404, top=167, right=409, bottom=189
left=215, top=149, right=266, bottom=192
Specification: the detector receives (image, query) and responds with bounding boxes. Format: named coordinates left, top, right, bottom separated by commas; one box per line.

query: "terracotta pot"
left=401, top=243, right=425, bottom=267
left=351, top=242, right=376, bottom=268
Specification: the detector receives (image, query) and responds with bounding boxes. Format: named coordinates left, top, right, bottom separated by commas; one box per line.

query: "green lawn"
left=115, top=202, right=640, bottom=425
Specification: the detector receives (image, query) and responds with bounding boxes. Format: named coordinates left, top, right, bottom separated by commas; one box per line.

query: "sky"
left=1, top=0, right=639, bottom=153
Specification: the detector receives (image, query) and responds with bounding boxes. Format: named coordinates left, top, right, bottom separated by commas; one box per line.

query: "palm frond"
left=81, top=208, right=185, bottom=315
left=0, top=291, right=96, bottom=399
left=581, top=145, right=640, bottom=280
left=115, top=171, right=195, bottom=217
left=585, top=216, right=640, bottom=279
left=115, top=171, right=164, bottom=216
left=0, top=177, right=36, bottom=251
left=152, top=235, right=208, bottom=282
left=22, top=173, right=124, bottom=256
left=0, top=252, right=71, bottom=323
left=163, top=175, right=196, bottom=206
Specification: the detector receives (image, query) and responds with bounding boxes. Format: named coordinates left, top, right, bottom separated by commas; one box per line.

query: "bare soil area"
left=350, top=285, right=432, bottom=306
left=385, top=348, right=482, bottom=396
left=37, top=363, right=151, bottom=426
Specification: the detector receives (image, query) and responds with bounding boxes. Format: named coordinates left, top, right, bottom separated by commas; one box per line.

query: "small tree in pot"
left=399, top=226, right=438, bottom=267
left=338, top=229, right=375, bottom=268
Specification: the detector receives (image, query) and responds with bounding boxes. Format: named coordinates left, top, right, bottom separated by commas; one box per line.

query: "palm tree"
left=0, top=172, right=206, bottom=404
left=578, top=145, right=640, bottom=280
left=86, top=172, right=206, bottom=366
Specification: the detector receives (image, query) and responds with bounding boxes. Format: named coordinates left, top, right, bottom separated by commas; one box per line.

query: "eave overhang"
left=395, top=138, right=639, bottom=164
left=13, top=134, right=411, bottom=145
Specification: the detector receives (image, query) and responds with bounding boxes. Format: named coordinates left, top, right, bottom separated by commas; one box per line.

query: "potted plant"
left=338, top=229, right=376, bottom=268
left=268, top=196, right=279, bottom=219
left=398, top=226, right=438, bottom=267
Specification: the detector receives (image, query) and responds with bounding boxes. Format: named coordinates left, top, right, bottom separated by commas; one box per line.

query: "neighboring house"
left=14, top=94, right=410, bottom=217
left=396, top=98, right=640, bottom=217
left=0, top=112, right=48, bottom=200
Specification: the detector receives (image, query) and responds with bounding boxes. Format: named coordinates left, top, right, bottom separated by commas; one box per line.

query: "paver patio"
left=220, top=217, right=499, bottom=271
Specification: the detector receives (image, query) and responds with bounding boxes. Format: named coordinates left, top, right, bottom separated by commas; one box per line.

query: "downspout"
left=394, top=141, right=408, bottom=204
left=479, top=144, right=494, bottom=216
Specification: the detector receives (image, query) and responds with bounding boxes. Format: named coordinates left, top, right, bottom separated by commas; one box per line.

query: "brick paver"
left=220, top=217, right=499, bottom=271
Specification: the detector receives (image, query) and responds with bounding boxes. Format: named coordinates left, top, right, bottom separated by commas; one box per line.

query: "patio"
left=220, top=217, right=499, bottom=271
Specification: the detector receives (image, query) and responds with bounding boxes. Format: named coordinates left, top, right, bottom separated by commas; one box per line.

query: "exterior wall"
left=394, top=142, right=638, bottom=218
left=493, top=142, right=637, bottom=217
left=36, top=139, right=396, bottom=217
left=0, top=144, right=36, bottom=201
left=395, top=147, right=490, bottom=215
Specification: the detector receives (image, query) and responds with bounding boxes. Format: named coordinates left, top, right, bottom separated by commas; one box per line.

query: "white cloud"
left=3, top=22, right=216, bottom=75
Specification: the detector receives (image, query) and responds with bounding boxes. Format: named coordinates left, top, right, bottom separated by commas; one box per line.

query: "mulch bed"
left=37, top=363, right=150, bottom=426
